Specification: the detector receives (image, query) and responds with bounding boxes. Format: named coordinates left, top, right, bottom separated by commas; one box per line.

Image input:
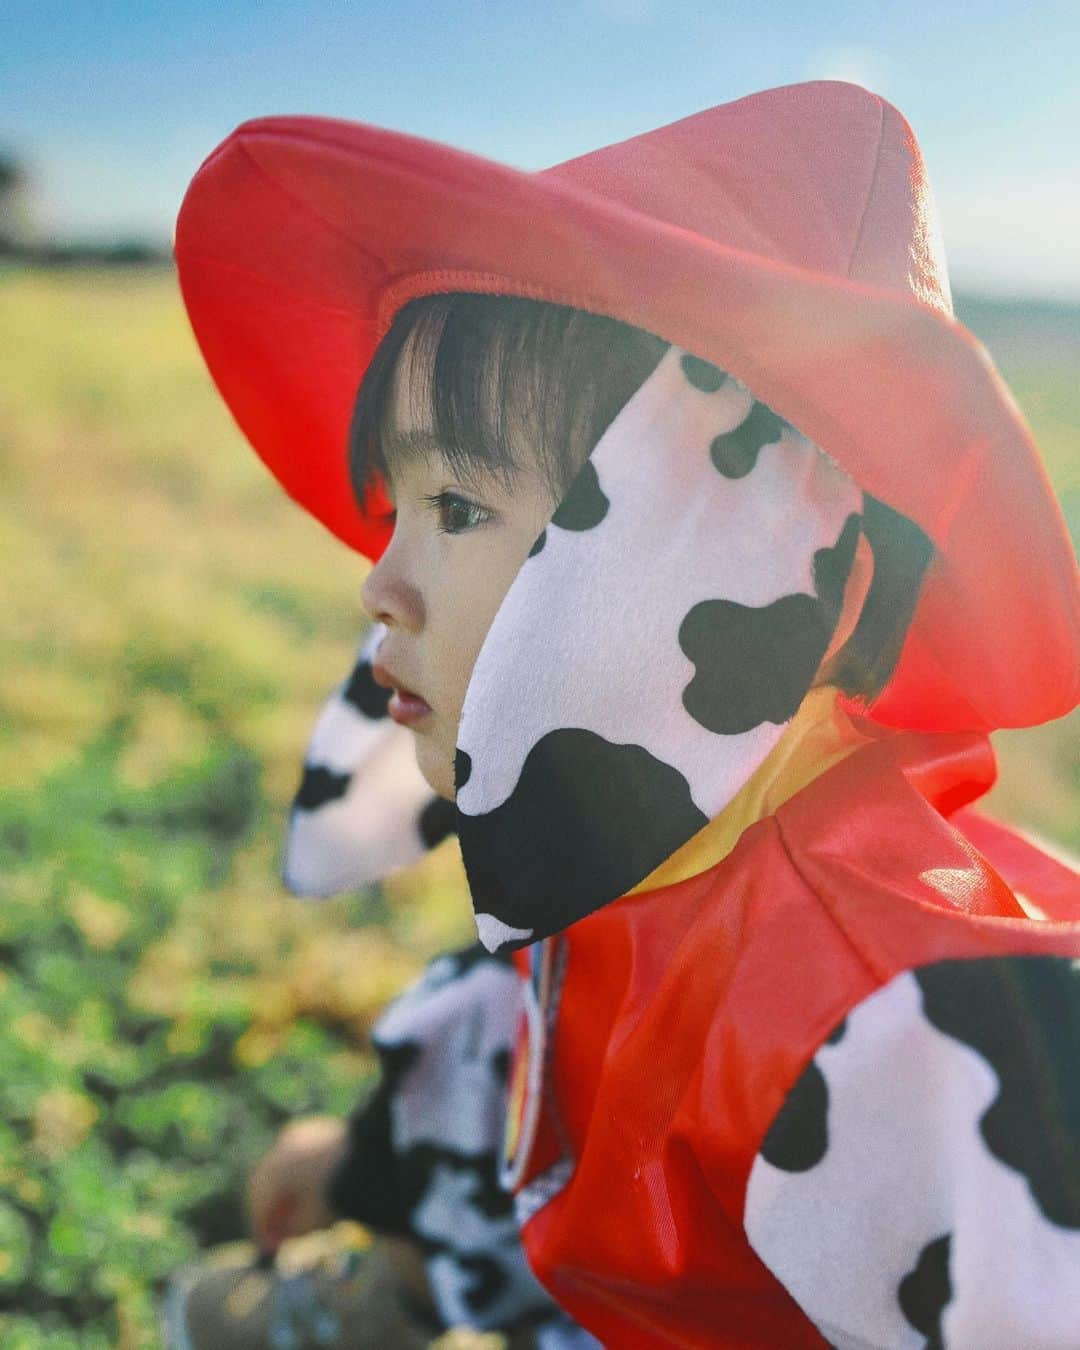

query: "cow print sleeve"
left=744, top=956, right=1080, bottom=1349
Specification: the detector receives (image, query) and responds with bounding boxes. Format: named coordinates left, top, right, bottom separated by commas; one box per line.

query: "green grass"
left=0, top=266, right=1075, bottom=1343
left=0, top=265, right=474, bottom=1346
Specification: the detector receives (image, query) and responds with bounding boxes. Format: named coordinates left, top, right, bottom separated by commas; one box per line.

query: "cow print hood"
left=285, top=346, right=865, bottom=954
left=283, top=623, right=455, bottom=898
left=457, top=346, right=863, bottom=952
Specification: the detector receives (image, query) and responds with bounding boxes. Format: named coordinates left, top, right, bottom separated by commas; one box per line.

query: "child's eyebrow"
left=376, top=428, right=445, bottom=492
left=378, top=426, right=445, bottom=496
left=379, top=427, right=500, bottom=491
left=379, top=428, right=444, bottom=460
left=378, top=424, right=524, bottom=498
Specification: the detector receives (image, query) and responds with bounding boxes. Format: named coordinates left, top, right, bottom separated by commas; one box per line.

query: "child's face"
left=361, top=331, right=876, bottom=805
left=360, top=344, right=562, bottom=801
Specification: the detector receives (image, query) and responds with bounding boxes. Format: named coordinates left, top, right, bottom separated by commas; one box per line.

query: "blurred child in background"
left=162, top=637, right=594, bottom=1348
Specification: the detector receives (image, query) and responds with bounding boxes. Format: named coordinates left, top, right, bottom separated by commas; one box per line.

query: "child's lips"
left=372, top=661, right=432, bottom=725
left=387, top=689, right=432, bottom=726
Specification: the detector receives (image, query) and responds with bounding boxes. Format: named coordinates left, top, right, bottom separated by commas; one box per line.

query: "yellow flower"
left=13, top=1012, right=54, bottom=1048
left=67, top=889, right=131, bottom=950
left=232, top=1025, right=281, bottom=1069
left=428, top=1331, right=507, bottom=1350
left=31, top=1088, right=99, bottom=1160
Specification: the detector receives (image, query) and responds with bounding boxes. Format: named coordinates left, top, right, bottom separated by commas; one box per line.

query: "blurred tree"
left=0, top=149, right=38, bottom=254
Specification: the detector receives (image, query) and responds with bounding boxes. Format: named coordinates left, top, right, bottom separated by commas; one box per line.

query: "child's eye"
left=423, top=491, right=493, bottom=536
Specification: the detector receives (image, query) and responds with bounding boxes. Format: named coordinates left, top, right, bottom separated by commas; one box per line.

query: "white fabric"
left=283, top=624, right=445, bottom=896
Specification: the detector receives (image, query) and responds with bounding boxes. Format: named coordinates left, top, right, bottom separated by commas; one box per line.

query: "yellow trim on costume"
left=627, top=686, right=870, bottom=895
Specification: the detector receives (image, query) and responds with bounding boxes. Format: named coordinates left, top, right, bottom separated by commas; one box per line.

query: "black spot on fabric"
left=326, top=1068, right=407, bottom=1235
left=528, top=529, right=546, bottom=557
left=490, top=1047, right=511, bottom=1084
left=679, top=595, right=831, bottom=732
left=335, top=1133, right=514, bottom=1249
left=550, top=460, right=609, bottom=531
left=343, top=656, right=391, bottom=718
left=378, top=1039, right=422, bottom=1095
left=898, top=1233, right=952, bottom=1349
left=680, top=353, right=728, bottom=392
left=459, top=730, right=707, bottom=941
left=915, top=956, right=1080, bottom=1229
left=454, top=1253, right=509, bottom=1316
left=458, top=1156, right=516, bottom=1222
left=395, top=1150, right=512, bottom=1230
left=444, top=940, right=503, bottom=979
left=825, top=1017, right=847, bottom=1045
left=679, top=512, right=862, bottom=735
left=709, top=401, right=786, bottom=478
left=327, top=1036, right=426, bottom=1234
left=293, top=764, right=350, bottom=810
left=454, top=748, right=472, bottom=790
left=418, top=795, right=456, bottom=848
left=760, top=1061, right=829, bottom=1172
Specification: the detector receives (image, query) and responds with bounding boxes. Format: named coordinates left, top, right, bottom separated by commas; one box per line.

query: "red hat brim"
left=175, top=108, right=1079, bottom=734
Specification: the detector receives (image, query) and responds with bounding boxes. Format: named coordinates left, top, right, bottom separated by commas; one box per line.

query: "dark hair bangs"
left=348, top=292, right=669, bottom=505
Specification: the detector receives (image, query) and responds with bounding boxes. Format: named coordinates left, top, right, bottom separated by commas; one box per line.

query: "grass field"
left=0, top=265, right=1076, bottom=1345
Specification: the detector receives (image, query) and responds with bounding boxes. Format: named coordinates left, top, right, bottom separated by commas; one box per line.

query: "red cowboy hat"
left=174, top=80, right=1078, bottom=735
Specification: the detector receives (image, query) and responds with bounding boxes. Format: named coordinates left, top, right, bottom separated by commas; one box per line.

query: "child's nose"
left=360, top=547, right=424, bottom=633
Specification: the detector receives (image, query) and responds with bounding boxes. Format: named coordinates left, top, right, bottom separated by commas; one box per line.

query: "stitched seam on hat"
left=239, top=120, right=506, bottom=194
left=845, top=96, right=886, bottom=281
left=235, top=138, right=388, bottom=270
left=377, top=269, right=639, bottom=341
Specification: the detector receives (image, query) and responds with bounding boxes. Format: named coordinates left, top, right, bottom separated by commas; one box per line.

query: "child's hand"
left=246, top=1115, right=349, bottom=1256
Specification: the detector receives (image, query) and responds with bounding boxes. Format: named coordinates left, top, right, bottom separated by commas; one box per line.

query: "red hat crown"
left=544, top=83, right=952, bottom=312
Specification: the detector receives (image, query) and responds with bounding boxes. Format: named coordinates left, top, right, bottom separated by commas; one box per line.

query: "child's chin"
left=414, top=740, right=456, bottom=803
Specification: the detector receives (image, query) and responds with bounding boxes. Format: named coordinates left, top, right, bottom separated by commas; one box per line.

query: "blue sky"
left=3, top=0, right=1078, bottom=298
